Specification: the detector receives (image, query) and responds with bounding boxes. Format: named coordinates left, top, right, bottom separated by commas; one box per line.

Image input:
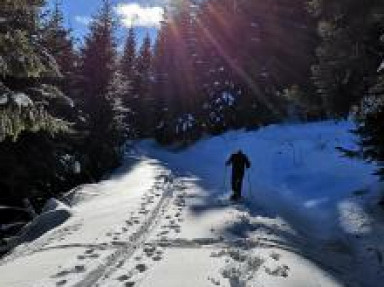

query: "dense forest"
left=1, top=0, right=384, bottom=210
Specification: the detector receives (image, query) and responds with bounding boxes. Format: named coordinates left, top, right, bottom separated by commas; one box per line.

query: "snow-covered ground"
left=1, top=121, right=384, bottom=287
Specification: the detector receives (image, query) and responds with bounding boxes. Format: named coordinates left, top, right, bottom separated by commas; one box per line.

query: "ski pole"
left=223, top=166, right=228, bottom=191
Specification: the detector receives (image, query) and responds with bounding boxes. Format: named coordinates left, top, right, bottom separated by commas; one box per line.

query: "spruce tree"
left=151, top=0, right=202, bottom=143
left=77, top=0, right=123, bottom=178
left=152, top=18, right=174, bottom=144
left=135, top=34, right=153, bottom=136
left=104, top=70, right=130, bottom=158
left=40, top=0, right=78, bottom=120
left=309, top=0, right=383, bottom=117
left=0, top=0, right=71, bottom=141
left=41, top=1, right=77, bottom=80
left=354, top=29, right=384, bottom=180
left=0, top=0, right=77, bottom=205
left=121, top=27, right=137, bottom=80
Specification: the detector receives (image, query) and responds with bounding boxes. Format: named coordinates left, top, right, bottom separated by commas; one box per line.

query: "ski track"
left=73, top=173, right=182, bottom=287
left=1, top=170, right=352, bottom=287
left=1, top=166, right=375, bottom=285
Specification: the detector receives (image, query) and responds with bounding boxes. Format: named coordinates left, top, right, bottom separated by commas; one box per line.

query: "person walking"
left=225, top=149, right=251, bottom=201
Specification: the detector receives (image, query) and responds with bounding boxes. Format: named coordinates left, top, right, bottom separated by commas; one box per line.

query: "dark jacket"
left=226, top=151, right=251, bottom=176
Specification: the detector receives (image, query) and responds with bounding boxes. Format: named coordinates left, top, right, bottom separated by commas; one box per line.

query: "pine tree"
left=40, top=0, right=78, bottom=120
left=151, top=0, right=317, bottom=143
left=0, top=0, right=71, bottom=142
left=121, top=27, right=137, bottom=80
left=152, top=16, right=174, bottom=143
left=135, top=34, right=153, bottom=136
left=78, top=0, right=116, bottom=110
left=0, top=0, right=78, bottom=206
left=102, top=70, right=130, bottom=160
left=151, top=0, right=202, bottom=143
left=309, top=0, right=383, bottom=117
left=41, top=1, right=77, bottom=80
left=355, top=74, right=384, bottom=177
left=354, top=29, right=384, bottom=180
left=77, top=0, right=123, bottom=178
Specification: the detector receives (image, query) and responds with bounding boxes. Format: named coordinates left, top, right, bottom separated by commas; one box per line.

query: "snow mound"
left=12, top=199, right=71, bottom=246
left=11, top=93, right=33, bottom=108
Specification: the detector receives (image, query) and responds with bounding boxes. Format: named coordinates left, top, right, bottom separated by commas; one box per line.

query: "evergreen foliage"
left=135, top=34, right=153, bottom=137
left=76, top=0, right=125, bottom=178
left=0, top=0, right=77, bottom=206
left=121, top=27, right=137, bottom=80
left=0, top=0, right=71, bottom=142
left=309, top=0, right=384, bottom=117
left=308, top=0, right=384, bottom=181
left=151, top=0, right=317, bottom=143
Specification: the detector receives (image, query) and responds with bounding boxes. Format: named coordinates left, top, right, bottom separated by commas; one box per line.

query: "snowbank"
left=5, top=199, right=71, bottom=251
left=17, top=199, right=71, bottom=242
left=140, top=121, right=379, bottom=239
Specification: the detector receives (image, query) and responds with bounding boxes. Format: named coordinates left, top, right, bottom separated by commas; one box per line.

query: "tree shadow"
left=155, top=162, right=357, bottom=286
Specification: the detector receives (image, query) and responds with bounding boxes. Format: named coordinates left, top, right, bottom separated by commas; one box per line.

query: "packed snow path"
left=1, top=121, right=384, bottom=287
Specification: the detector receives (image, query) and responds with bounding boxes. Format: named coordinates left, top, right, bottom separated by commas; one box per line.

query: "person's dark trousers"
left=231, top=172, right=244, bottom=199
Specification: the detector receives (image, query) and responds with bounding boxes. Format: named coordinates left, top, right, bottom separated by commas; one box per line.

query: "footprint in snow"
left=55, top=265, right=85, bottom=277
left=55, top=270, right=71, bottom=277
left=158, top=230, right=169, bottom=236
left=144, top=246, right=156, bottom=257
left=88, top=253, right=100, bottom=258
left=264, top=265, right=289, bottom=277
left=117, top=274, right=131, bottom=282
left=56, top=279, right=67, bottom=286
left=269, top=252, right=281, bottom=261
left=74, top=265, right=86, bottom=273
left=208, top=276, right=221, bottom=286
left=152, top=255, right=162, bottom=261
left=136, top=264, right=147, bottom=273
left=112, top=240, right=126, bottom=246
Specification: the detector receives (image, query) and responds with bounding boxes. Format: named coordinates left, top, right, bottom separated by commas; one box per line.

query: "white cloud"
left=115, top=3, right=164, bottom=28
left=74, top=16, right=92, bottom=26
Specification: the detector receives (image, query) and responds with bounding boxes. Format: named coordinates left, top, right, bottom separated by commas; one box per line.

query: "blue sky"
left=48, top=0, right=167, bottom=49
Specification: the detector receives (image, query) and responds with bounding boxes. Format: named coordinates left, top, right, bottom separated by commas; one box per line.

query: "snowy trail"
left=0, top=154, right=347, bottom=287
left=0, top=158, right=179, bottom=286
left=73, top=174, right=177, bottom=287
left=91, top=172, right=351, bottom=287
left=1, top=121, right=384, bottom=286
